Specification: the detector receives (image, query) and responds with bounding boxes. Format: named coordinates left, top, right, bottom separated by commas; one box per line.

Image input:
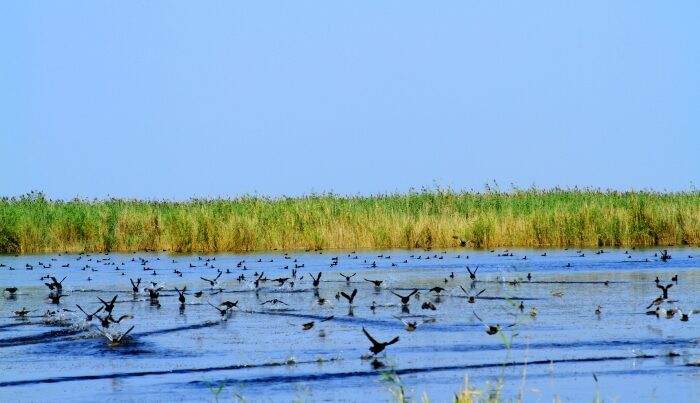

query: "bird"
left=47, top=292, right=66, bottom=304
left=646, top=296, right=664, bottom=309
left=364, top=278, right=383, bottom=287
left=678, top=308, right=700, bottom=322
left=145, top=287, right=163, bottom=301
left=97, top=295, right=118, bottom=314
left=429, top=286, right=446, bottom=295
left=671, top=274, right=678, bottom=282
left=200, top=272, right=222, bottom=287
left=340, top=289, right=358, bottom=304
left=473, top=311, right=500, bottom=335
left=421, top=301, right=436, bottom=311
left=4, top=287, right=18, bottom=294
left=393, top=315, right=419, bottom=332
left=130, top=278, right=142, bottom=294
left=460, top=286, right=486, bottom=304
left=339, top=273, right=356, bottom=283
left=657, top=284, right=673, bottom=299
left=390, top=289, right=418, bottom=305
left=208, top=303, right=231, bottom=317
left=174, top=286, right=187, bottom=305
left=466, top=266, right=479, bottom=281
left=310, top=272, right=322, bottom=287
left=100, top=325, right=135, bottom=347
left=14, top=307, right=33, bottom=317
left=595, top=305, right=602, bottom=315
left=362, top=327, right=399, bottom=355
left=218, top=300, right=239, bottom=309
left=261, top=299, right=289, bottom=306
left=76, top=304, right=103, bottom=321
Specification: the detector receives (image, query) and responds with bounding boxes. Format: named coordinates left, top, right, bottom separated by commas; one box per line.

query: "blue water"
left=1, top=247, right=699, bottom=402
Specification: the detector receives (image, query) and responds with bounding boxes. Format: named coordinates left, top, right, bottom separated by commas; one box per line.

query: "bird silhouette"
left=362, top=327, right=399, bottom=355
left=466, top=266, right=479, bottom=281
left=390, top=289, right=418, bottom=305
left=340, top=289, right=358, bottom=304
left=657, top=283, right=673, bottom=299
left=310, top=272, right=322, bottom=287
left=200, top=272, right=222, bottom=287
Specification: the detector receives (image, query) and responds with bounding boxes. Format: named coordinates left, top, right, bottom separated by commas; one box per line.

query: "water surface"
left=1, top=247, right=699, bottom=402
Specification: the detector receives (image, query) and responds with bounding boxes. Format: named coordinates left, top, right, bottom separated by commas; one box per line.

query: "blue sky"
left=1, top=2, right=698, bottom=199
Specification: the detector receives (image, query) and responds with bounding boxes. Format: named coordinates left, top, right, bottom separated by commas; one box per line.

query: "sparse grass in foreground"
left=1, top=188, right=699, bottom=253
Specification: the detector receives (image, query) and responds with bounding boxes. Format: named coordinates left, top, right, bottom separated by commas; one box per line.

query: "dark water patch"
left=0, top=327, right=87, bottom=347
left=0, top=357, right=342, bottom=388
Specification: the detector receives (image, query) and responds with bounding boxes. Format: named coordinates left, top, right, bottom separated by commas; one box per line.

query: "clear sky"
left=1, top=2, right=698, bottom=200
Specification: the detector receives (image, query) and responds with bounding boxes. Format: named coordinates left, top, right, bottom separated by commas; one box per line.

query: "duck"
left=390, top=289, right=418, bottom=305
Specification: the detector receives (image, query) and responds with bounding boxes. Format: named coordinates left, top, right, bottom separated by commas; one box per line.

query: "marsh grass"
left=1, top=188, right=699, bottom=253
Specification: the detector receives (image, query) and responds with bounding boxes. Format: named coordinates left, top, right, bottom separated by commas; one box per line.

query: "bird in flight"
left=362, top=327, right=399, bottom=355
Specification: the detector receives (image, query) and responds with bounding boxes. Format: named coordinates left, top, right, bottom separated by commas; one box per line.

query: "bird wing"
left=97, top=297, right=108, bottom=307
left=110, top=295, right=118, bottom=306
left=386, top=336, right=400, bottom=346
left=76, top=304, right=88, bottom=316
left=350, top=289, right=357, bottom=299
left=460, top=286, right=469, bottom=295
left=408, top=289, right=418, bottom=297
left=117, top=325, right=135, bottom=342
left=476, top=289, right=486, bottom=297
left=362, top=327, right=379, bottom=345
left=393, top=315, right=409, bottom=326
left=200, top=276, right=211, bottom=282
left=340, top=292, right=351, bottom=301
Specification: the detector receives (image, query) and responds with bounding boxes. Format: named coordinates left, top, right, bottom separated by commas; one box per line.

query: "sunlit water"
left=1, top=247, right=699, bottom=402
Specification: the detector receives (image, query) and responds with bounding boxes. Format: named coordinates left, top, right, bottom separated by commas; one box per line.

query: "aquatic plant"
left=1, top=188, right=699, bottom=253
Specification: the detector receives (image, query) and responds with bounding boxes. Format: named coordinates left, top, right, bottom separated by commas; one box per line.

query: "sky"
left=1, top=2, right=699, bottom=200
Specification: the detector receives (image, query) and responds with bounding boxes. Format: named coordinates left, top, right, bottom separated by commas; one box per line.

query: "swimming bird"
left=4, top=287, right=18, bottom=294
left=98, top=295, right=118, bottom=314
left=390, top=289, right=418, bottom=305
left=421, top=301, right=436, bottom=311
left=362, top=327, right=399, bottom=355
left=76, top=304, right=103, bottom=321
left=364, top=278, right=383, bottom=287
left=310, top=272, right=322, bottom=287
left=200, top=272, right=222, bottom=287
left=657, top=284, right=673, bottom=299
left=339, top=273, right=356, bottom=283
left=473, top=311, right=500, bottom=335
left=459, top=286, right=486, bottom=304
left=529, top=307, right=537, bottom=317
left=595, top=305, right=602, bottom=315
left=518, top=301, right=525, bottom=312
left=340, top=289, right=358, bottom=304
left=429, top=286, right=446, bottom=295
left=466, top=266, right=479, bottom=281
left=671, top=274, right=678, bottom=283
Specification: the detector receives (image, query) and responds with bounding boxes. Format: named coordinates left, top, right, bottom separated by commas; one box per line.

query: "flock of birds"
left=1, top=247, right=696, bottom=363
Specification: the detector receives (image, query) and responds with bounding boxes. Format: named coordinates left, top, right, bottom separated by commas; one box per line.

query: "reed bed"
left=1, top=189, right=699, bottom=253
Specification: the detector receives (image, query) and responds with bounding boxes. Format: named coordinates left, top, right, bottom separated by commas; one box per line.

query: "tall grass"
left=1, top=189, right=699, bottom=253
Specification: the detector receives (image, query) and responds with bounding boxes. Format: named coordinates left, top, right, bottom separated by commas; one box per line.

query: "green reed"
left=1, top=189, right=698, bottom=253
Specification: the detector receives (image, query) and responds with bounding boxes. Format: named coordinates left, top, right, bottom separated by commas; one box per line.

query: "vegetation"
left=1, top=188, right=699, bottom=253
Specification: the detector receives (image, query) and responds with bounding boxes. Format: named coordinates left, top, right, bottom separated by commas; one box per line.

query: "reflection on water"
left=1, top=247, right=699, bottom=402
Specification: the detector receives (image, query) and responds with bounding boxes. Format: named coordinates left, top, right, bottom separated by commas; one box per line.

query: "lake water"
left=1, top=247, right=699, bottom=402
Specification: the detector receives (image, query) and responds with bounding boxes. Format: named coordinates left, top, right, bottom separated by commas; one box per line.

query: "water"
left=1, top=248, right=699, bottom=402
